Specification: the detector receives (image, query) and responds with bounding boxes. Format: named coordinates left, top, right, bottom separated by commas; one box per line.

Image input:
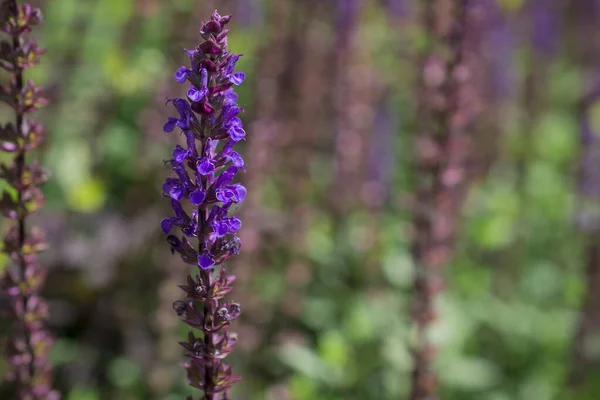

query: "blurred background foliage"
left=1, top=0, right=599, bottom=399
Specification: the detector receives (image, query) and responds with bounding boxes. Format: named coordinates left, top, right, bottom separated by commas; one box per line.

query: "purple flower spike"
left=0, top=2, right=60, bottom=398
left=160, top=10, right=245, bottom=398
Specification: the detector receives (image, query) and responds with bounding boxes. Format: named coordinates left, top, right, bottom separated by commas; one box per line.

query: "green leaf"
left=318, top=330, right=350, bottom=368
left=107, top=357, right=141, bottom=388
left=381, top=249, right=414, bottom=288
left=67, top=177, right=107, bottom=213
left=67, top=387, right=99, bottom=400
left=278, top=344, right=331, bottom=382
left=439, top=357, right=501, bottom=390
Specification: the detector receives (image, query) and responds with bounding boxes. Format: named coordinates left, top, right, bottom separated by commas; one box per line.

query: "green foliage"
left=107, top=358, right=142, bottom=389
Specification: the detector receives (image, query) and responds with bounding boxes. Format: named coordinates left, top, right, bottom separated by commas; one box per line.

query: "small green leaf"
left=67, top=177, right=106, bottom=213
left=107, top=357, right=141, bottom=388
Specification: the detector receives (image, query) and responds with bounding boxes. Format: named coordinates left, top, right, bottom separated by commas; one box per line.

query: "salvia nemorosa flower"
left=161, top=11, right=245, bottom=399
left=0, top=1, right=59, bottom=399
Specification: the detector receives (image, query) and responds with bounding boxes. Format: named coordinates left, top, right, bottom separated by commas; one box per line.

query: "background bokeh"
left=1, top=0, right=600, bottom=399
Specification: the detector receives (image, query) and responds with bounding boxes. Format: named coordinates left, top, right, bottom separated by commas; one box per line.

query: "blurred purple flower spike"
left=0, top=0, right=59, bottom=398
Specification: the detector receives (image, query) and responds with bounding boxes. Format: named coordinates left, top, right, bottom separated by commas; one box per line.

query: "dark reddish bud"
left=216, top=29, right=230, bottom=43
left=200, top=40, right=221, bottom=55
left=203, top=20, right=222, bottom=34
left=210, top=82, right=233, bottom=94
left=219, top=14, right=232, bottom=26
left=191, top=100, right=215, bottom=115
left=200, top=58, right=217, bottom=72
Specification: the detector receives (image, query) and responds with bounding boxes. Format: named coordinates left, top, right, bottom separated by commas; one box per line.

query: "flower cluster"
left=0, top=1, right=58, bottom=399
left=161, top=10, right=246, bottom=399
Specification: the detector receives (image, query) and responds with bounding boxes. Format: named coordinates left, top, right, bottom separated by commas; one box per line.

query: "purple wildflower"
left=160, top=10, right=246, bottom=399
left=175, top=66, right=191, bottom=83
left=0, top=1, right=59, bottom=399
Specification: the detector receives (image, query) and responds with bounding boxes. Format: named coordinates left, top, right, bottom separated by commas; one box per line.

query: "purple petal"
left=170, top=199, right=186, bottom=219
left=229, top=117, right=243, bottom=128
left=169, top=185, right=184, bottom=201
left=173, top=98, right=188, bottom=114
left=172, top=163, right=191, bottom=185
left=197, top=158, right=215, bottom=175
left=228, top=217, right=242, bottom=231
left=200, top=68, right=208, bottom=90
left=224, top=54, right=241, bottom=76
left=185, top=49, right=198, bottom=70
left=184, top=130, right=198, bottom=158
left=173, top=145, right=188, bottom=163
left=223, top=89, right=238, bottom=105
left=176, top=117, right=190, bottom=130
left=169, top=99, right=191, bottom=130
left=185, top=49, right=195, bottom=61
left=174, top=66, right=189, bottom=83
left=198, top=253, right=215, bottom=270
left=187, top=86, right=208, bottom=102
left=219, top=140, right=235, bottom=158
left=229, top=71, right=245, bottom=85
left=162, top=179, right=175, bottom=193
left=229, top=124, right=246, bottom=142
left=189, top=189, right=206, bottom=206
left=229, top=151, right=244, bottom=167
left=232, top=184, right=247, bottom=203
left=163, top=117, right=177, bottom=133
left=216, top=188, right=235, bottom=204
left=214, top=222, right=228, bottom=237
left=221, top=106, right=241, bottom=125
left=161, top=218, right=176, bottom=234
left=213, top=167, right=237, bottom=190
left=207, top=206, right=225, bottom=228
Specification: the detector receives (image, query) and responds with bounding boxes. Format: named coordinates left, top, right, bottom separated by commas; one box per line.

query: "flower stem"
left=11, top=0, right=33, bottom=386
